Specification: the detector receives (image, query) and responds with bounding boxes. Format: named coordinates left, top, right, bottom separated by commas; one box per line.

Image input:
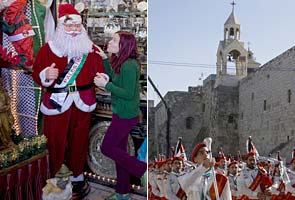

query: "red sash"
left=249, top=168, right=272, bottom=192
left=277, top=181, right=285, bottom=192
left=240, top=194, right=249, bottom=200
left=249, top=172, right=262, bottom=191
left=209, top=173, right=228, bottom=200
left=150, top=193, right=162, bottom=200
left=176, top=187, right=187, bottom=199
left=286, top=192, right=295, bottom=200
left=271, top=194, right=286, bottom=200
left=240, top=195, right=259, bottom=200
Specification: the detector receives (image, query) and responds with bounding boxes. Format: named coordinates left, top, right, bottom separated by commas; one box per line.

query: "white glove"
left=94, top=73, right=109, bottom=89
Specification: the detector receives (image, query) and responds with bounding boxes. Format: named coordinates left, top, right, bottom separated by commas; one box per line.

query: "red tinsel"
left=0, top=44, right=22, bottom=66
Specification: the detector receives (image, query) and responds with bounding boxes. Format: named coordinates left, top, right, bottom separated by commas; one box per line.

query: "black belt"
left=45, top=83, right=94, bottom=93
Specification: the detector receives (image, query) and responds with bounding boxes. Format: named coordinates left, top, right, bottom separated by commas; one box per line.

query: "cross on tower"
left=247, top=42, right=251, bottom=51
left=231, top=0, right=236, bottom=12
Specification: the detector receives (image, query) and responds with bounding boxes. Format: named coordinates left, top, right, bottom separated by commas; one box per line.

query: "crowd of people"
left=148, top=139, right=295, bottom=200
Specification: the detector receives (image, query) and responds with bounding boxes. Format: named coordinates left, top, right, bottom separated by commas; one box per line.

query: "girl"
left=94, top=31, right=146, bottom=200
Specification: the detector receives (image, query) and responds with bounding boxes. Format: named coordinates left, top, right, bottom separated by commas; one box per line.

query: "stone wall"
left=148, top=100, right=157, bottom=160
left=239, top=46, right=295, bottom=163
left=153, top=90, right=204, bottom=158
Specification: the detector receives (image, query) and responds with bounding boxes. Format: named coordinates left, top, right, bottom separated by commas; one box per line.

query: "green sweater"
left=104, top=58, right=140, bottom=119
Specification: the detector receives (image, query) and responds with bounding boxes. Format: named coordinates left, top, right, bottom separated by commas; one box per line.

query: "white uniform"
left=286, top=168, right=295, bottom=197
left=148, top=170, right=161, bottom=198
left=155, top=172, right=168, bottom=199
left=228, top=174, right=239, bottom=198
left=178, top=164, right=232, bottom=200
left=270, top=168, right=289, bottom=196
left=163, top=172, right=181, bottom=200
left=237, top=166, right=271, bottom=199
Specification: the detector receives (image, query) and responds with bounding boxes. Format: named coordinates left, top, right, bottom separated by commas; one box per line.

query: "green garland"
left=0, top=135, right=47, bottom=170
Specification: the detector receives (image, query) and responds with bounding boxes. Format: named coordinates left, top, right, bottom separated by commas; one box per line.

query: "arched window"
left=229, top=28, right=235, bottom=37
left=186, top=117, right=194, bottom=129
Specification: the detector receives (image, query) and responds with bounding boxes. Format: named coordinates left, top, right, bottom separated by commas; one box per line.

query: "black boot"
left=72, top=180, right=90, bottom=199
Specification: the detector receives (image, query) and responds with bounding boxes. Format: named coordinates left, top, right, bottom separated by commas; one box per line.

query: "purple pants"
left=101, top=114, right=147, bottom=194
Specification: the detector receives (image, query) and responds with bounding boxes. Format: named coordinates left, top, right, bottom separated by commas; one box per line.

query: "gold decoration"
left=0, top=135, right=47, bottom=170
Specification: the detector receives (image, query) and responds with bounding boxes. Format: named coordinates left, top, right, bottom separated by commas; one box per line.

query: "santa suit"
left=32, top=42, right=104, bottom=176
left=178, top=164, right=232, bottom=200
left=286, top=168, right=295, bottom=200
left=237, top=166, right=273, bottom=200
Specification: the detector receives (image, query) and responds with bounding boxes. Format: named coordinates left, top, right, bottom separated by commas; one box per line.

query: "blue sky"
left=148, top=0, right=295, bottom=104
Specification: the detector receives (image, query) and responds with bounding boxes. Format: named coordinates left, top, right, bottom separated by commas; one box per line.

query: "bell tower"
left=216, top=1, right=260, bottom=77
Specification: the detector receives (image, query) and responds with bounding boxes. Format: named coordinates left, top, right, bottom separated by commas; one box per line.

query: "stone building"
left=150, top=87, right=203, bottom=159
left=148, top=100, right=157, bottom=160
left=149, top=4, right=295, bottom=163
left=239, top=47, right=295, bottom=162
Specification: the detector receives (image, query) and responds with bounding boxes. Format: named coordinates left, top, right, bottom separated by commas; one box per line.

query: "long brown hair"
left=109, top=31, right=140, bottom=74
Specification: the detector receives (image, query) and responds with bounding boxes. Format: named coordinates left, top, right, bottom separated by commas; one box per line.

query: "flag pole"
left=204, top=137, right=220, bottom=200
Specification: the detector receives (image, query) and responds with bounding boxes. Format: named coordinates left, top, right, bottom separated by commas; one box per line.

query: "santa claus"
left=0, top=0, right=34, bottom=69
left=32, top=3, right=104, bottom=199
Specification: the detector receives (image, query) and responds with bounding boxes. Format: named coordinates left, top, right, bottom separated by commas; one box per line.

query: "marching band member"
left=237, top=151, right=273, bottom=200
left=227, top=160, right=239, bottom=200
left=270, top=152, right=289, bottom=200
left=178, top=142, right=232, bottom=200
left=286, top=150, right=295, bottom=200
left=216, top=149, right=227, bottom=175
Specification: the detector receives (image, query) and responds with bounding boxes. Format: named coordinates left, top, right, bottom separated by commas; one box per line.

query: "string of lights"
left=84, top=172, right=144, bottom=193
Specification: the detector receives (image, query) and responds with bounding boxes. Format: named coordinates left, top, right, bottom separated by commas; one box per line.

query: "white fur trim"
left=40, top=92, right=96, bottom=115
left=48, top=40, right=63, bottom=57
left=40, top=67, right=54, bottom=87
left=59, top=14, right=82, bottom=24
left=70, top=174, right=84, bottom=182
left=73, top=93, right=96, bottom=112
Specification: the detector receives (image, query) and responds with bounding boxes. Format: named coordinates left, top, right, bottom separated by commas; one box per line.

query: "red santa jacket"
left=32, top=43, right=104, bottom=115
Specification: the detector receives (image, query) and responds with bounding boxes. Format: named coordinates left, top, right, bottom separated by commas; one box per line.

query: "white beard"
left=50, top=24, right=93, bottom=58
left=0, top=0, right=15, bottom=11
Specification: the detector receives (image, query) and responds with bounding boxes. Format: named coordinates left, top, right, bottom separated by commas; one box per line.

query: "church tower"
left=216, top=1, right=260, bottom=77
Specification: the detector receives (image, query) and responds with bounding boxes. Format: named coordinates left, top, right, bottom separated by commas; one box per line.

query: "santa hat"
left=290, top=149, right=295, bottom=164
left=58, top=4, right=82, bottom=24
left=191, top=142, right=206, bottom=161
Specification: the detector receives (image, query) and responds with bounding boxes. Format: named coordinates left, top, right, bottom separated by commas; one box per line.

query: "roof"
left=224, top=11, right=239, bottom=26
